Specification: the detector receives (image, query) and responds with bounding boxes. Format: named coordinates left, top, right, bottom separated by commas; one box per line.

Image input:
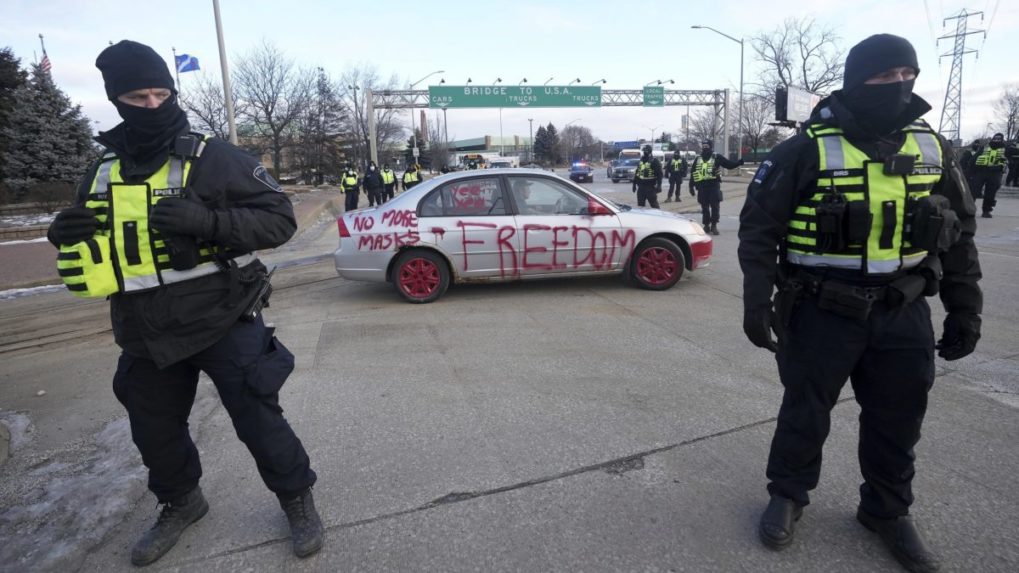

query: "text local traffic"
left=462, top=86, right=580, bottom=96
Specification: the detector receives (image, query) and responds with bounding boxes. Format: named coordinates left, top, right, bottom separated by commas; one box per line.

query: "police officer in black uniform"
left=46, top=41, right=322, bottom=566
left=689, top=139, right=744, bottom=235
left=969, top=132, right=1007, bottom=217
left=362, top=160, right=384, bottom=207
left=631, top=144, right=663, bottom=208
left=664, top=152, right=688, bottom=202
left=738, top=34, right=982, bottom=573
left=340, top=162, right=360, bottom=211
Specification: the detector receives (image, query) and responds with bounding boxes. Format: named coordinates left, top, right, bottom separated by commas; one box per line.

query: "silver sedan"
left=334, top=169, right=713, bottom=303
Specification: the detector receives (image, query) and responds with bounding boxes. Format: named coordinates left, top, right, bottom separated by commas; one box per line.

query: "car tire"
left=628, top=237, right=685, bottom=291
left=612, top=178, right=619, bottom=183
left=393, top=249, right=450, bottom=303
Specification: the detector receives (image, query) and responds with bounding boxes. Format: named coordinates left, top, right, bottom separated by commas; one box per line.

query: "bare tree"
left=339, top=65, right=404, bottom=168
left=751, top=17, right=845, bottom=96
left=689, top=108, right=720, bottom=142
left=992, top=85, right=1019, bottom=141
left=180, top=71, right=245, bottom=140
left=426, top=118, right=449, bottom=170
left=233, top=40, right=315, bottom=176
left=559, top=124, right=596, bottom=162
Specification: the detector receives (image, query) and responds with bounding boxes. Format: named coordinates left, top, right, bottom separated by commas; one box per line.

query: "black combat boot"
left=279, top=488, right=324, bottom=558
left=131, top=486, right=209, bottom=566
left=710, top=223, right=720, bottom=235
left=759, top=495, right=803, bottom=550
left=857, top=508, right=940, bottom=572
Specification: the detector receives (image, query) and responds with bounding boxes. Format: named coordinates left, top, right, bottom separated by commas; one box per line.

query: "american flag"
left=40, top=52, right=51, bottom=73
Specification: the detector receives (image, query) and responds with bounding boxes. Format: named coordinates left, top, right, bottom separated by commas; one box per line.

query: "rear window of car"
left=622, top=159, right=640, bottom=166
left=570, top=164, right=592, bottom=172
left=419, top=177, right=507, bottom=217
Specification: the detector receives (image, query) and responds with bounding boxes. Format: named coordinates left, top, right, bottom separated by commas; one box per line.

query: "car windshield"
left=570, top=164, right=591, bottom=171
left=622, top=159, right=640, bottom=166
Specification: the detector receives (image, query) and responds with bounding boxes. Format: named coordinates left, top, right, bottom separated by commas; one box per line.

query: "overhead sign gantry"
left=364, top=85, right=731, bottom=163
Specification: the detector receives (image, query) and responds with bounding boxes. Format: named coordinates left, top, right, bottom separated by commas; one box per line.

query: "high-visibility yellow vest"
left=786, top=120, right=943, bottom=275
left=691, top=155, right=718, bottom=183
left=635, top=160, right=655, bottom=181
left=974, top=147, right=1005, bottom=168
left=381, top=169, right=395, bottom=184
left=58, top=137, right=254, bottom=298
left=341, top=171, right=359, bottom=191
left=403, top=170, right=419, bottom=184
left=670, top=159, right=684, bottom=173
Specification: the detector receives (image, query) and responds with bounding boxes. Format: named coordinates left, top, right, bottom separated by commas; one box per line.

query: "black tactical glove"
left=689, top=187, right=695, bottom=197
left=150, top=197, right=217, bottom=239
left=936, top=312, right=981, bottom=361
left=743, top=307, right=779, bottom=353
left=631, top=185, right=637, bottom=193
left=49, top=206, right=99, bottom=245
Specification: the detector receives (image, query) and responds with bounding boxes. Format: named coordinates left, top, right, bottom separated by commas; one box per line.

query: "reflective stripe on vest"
left=636, top=160, right=655, bottom=180
left=692, top=156, right=717, bottom=183
left=79, top=139, right=251, bottom=294
left=381, top=169, right=395, bottom=184
left=670, top=159, right=683, bottom=172
left=786, top=121, right=943, bottom=274
left=974, top=147, right=1005, bottom=168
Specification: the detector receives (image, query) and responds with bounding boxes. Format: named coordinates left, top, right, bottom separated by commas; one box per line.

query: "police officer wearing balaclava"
left=738, top=34, right=982, bottom=572
left=969, top=132, right=1008, bottom=217
left=46, top=40, right=323, bottom=566
left=689, top=139, right=743, bottom=234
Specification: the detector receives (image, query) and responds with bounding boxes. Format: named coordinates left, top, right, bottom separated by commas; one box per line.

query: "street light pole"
left=409, top=69, right=444, bottom=166
left=212, top=0, right=237, bottom=144
left=692, top=25, right=744, bottom=161
left=528, top=118, right=534, bottom=163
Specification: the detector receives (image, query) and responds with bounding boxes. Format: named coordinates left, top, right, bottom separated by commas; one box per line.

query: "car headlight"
left=691, top=222, right=707, bottom=235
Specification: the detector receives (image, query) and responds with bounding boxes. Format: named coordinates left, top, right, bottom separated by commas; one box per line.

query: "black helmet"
left=642, top=144, right=652, bottom=154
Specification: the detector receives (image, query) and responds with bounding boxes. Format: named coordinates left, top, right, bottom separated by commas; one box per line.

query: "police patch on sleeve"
left=752, top=160, right=774, bottom=185
left=253, top=165, right=283, bottom=192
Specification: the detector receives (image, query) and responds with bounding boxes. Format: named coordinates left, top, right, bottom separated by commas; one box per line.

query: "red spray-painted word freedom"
left=349, top=210, right=637, bottom=276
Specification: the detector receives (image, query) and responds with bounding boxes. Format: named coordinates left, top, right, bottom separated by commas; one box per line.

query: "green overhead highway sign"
left=428, top=85, right=602, bottom=108
left=643, top=85, right=665, bottom=107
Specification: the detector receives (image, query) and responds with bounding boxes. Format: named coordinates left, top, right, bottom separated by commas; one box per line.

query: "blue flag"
left=174, top=54, right=200, bottom=73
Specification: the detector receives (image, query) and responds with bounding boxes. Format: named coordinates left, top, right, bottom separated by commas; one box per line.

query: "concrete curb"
left=0, top=422, right=9, bottom=467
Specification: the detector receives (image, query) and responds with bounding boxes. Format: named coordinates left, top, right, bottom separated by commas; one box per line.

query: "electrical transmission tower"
left=937, top=10, right=985, bottom=146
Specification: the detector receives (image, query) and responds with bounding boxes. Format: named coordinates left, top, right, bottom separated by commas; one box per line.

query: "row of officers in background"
left=339, top=162, right=422, bottom=211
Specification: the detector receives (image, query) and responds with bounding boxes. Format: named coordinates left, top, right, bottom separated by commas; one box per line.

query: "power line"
left=937, top=9, right=985, bottom=144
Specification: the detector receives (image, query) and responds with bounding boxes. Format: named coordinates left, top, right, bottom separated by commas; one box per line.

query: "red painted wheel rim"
left=399, top=258, right=440, bottom=298
left=635, top=247, right=677, bottom=286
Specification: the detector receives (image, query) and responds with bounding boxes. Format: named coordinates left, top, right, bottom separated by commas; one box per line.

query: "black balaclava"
left=839, top=34, right=919, bottom=135
left=990, top=133, right=1005, bottom=149
left=700, top=140, right=713, bottom=160
left=96, top=40, right=187, bottom=161
left=642, top=145, right=652, bottom=160
left=971, top=141, right=981, bottom=151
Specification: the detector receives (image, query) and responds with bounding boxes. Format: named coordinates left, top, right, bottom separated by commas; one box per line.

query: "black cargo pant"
left=344, top=189, right=359, bottom=211
left=635, top=183, right=660, bottom=208
left=695, top=181, right=721, bottom=226
left=113, top=316, right=316, bottom=503
left=1006, top=162, right=1018, bottom=187
left=384, top=184, right=396, bottom=201
left=666, top=175, right=683, bottom=200
left=969, top=170, right=1003, bottom=214
left=366, top=186, right=383, bottom=207
left=766, top=295, right=935, bottom=518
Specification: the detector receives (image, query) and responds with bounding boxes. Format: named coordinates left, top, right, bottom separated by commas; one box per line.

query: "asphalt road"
left=1, top=175, right=1017, bottom=572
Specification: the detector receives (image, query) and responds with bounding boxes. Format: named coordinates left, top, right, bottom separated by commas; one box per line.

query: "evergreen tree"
left=0, top=63, right=94, bottom=197
left=533, top=124, right=550, bottom=165
left=545, top=123, right=561, bottom=165
left=0, top=47, right=28, bottom=185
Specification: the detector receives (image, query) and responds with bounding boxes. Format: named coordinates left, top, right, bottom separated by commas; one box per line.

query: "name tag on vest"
left=152, top=187, right=185, bottom=198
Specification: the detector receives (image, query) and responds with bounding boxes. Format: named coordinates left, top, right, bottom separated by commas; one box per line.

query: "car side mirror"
left=587, top=199, right=613, bottom=216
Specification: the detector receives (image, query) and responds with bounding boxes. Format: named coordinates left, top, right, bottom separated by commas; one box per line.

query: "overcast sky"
left=5, top=0, right=1017, bottom=145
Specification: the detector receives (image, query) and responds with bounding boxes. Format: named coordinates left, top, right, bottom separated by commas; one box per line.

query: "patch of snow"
left=0, top=236, right=50, bottom=246
left=0, top=285, right=63, bottom=301
left=0, top=213, right=55, bottom=227
left=0, top=412, right=33, bottom=451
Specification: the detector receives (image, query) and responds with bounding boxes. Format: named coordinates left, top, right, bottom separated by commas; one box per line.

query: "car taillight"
left=338, top=217, right=351, bottom=238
